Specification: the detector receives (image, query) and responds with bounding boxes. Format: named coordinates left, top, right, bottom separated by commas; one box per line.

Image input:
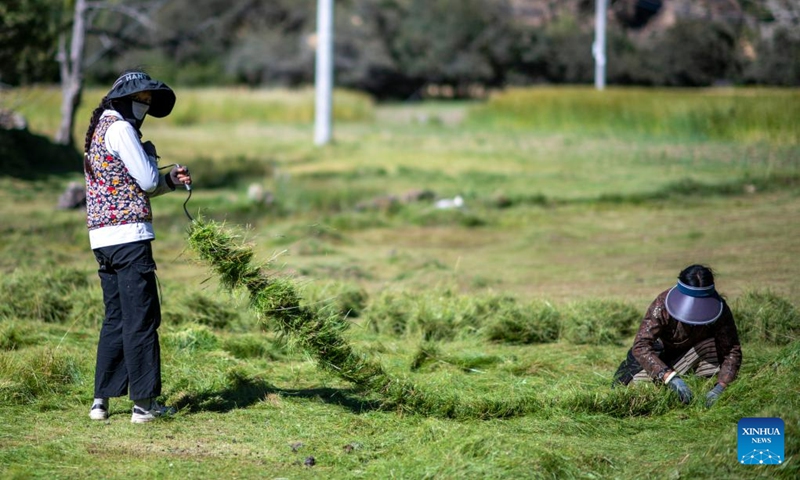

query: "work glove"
left=167, top=164, right=191, bottom=190
left=705, top=383, right=726, bottom=407
left=667, top=376, right=693, bottom=404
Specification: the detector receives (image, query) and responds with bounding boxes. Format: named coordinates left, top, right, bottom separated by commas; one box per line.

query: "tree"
left=55, top=0, right=169, bottom=146
left=0, top=0, right=59, bottom=85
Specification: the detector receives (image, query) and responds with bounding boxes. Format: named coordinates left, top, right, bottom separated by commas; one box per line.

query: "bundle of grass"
left=222, top=334, right=285, bottom=360
left=560, top=382, right=675, bottom=418
left=485, top=299, right=561, bottom=345
left=0, top=321, right=37, bottom=351
left=187, top=219, right=541, bottom=419
left=0, top=346, right=87, bottom=404
left=163, top=325, right=220, bottom=353
left=731, top=290, right=799, bottom=345
left=410, top=342, right=505, bottom=373
left=365, top=289, right=494, bottom=341
left=363, top=290, right=412, bottom=336
left=188, top=220, right=395, bottom=392
left=301, top=281, right=369, bottom=319
left=561, top=299, right=640, bottom=346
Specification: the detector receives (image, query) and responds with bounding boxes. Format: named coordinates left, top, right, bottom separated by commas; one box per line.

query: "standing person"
left=83, top=70, right=191, bottom=423
left=612, top=264, right=742, bottom=406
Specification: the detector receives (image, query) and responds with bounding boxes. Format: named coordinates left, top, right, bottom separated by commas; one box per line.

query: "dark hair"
left=678, top=264, right=715, bottom=288
left=83, top=96, right=114, bottom=177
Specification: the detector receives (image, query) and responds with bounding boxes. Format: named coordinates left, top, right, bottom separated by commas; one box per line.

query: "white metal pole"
left=314, top=0, right=333, bottom=145
left=593, top=0, right=607, bottom=90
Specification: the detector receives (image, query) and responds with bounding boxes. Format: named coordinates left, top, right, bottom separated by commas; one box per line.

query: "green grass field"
left=1, top=86, right=798, bottom=479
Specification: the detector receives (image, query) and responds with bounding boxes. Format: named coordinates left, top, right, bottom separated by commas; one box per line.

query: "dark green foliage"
left=744, top=27, right=800, bottom=86
left=0, top=0, right=60, bottom=85
left=0, top=268, right=90, bottom=323
left=732, top=290, right=800, bottom=345
left=485, top=299, right=561, bottom=345
left=9, top=0, right=797, bottom=90
left=561, top=299, right=640, bottom=346
left=515, top=17, right=595, bottom=84
left=653, top=20, right=739, bottom=86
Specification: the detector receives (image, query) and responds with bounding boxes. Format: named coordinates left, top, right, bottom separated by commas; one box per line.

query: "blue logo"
left=738, top=417, right=784, bottom=465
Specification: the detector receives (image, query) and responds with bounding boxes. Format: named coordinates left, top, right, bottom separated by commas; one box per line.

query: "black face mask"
left=111, top=98, right=145, bottom=132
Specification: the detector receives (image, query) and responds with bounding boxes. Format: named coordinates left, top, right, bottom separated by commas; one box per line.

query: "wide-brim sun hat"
left=106, top=71, right=176, bottom=118
left=665, top=280, right=723, bottom=325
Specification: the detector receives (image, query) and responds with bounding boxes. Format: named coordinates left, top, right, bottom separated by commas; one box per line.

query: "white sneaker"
left=89, top=402, right=108, bottom=421
left=131, top=401, right=176, bottom=424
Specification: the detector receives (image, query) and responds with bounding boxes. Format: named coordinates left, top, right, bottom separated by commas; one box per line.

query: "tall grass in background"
left=167, top=88, right=374, bottom=126
left=4, top=87, right=374, bottom=138
left=7, top=85, right=797, bottom=144
left=469, top=87, right=800, bottom=144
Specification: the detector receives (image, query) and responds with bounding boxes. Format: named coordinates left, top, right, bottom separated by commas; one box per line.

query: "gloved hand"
left=705, top=383, right=726, bottom=407
left=667, top=376, right=693, bottom=404
left=142, top=141, right=158, bottom=159
left=168, top=164, right=191, bottom=190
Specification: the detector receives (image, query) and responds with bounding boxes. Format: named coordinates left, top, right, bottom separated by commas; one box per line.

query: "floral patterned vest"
left=85, top=115, right=152, bottom=230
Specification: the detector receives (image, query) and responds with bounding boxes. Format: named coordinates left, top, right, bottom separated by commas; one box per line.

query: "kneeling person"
left=612, top=264, right=742, bottom=406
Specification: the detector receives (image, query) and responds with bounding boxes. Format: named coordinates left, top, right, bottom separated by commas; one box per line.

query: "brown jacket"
left=632, top=289, right=742, bottom=385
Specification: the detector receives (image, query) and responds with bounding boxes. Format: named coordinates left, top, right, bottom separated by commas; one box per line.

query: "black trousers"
left=612, top=339, right=668, bottom=386
left=93, top=240, right=162, bottom=400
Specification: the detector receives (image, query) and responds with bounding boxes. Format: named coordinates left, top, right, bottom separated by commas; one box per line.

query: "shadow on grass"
left=0, top=128, right=81, bottom=180
left=172, top=374, right=382, bottom=415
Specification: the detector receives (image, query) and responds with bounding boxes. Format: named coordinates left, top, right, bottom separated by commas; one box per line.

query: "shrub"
left=652, top=20, right=738, bottom=87
left=561, top=299, right=639, bottom=346
left=731, top=291, right=799, bottom=345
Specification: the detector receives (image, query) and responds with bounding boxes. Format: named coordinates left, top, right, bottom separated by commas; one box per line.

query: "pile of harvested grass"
left=187, top=219, right=541, bottom=419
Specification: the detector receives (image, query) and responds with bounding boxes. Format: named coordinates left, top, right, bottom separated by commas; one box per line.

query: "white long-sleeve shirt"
left=89, top=111, right=173, bottom=250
